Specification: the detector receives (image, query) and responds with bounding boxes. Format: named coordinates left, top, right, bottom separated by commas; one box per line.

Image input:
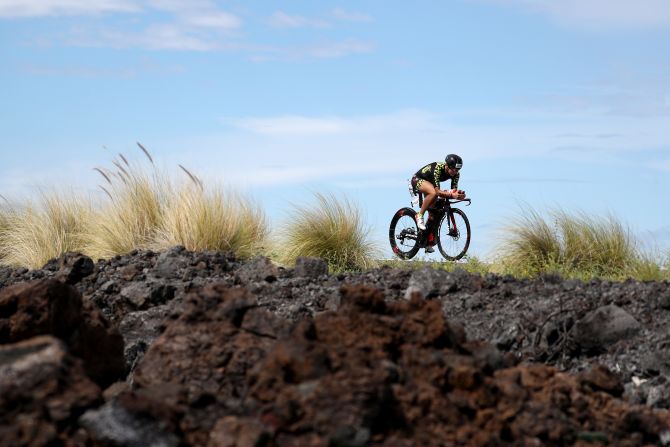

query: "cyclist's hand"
left=449, top=189, right=466, bottom=199
left=447, top=189, right=459, bottom=199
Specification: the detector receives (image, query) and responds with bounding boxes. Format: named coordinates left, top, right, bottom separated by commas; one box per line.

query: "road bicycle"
left=389, top=189, right=471, bottom=261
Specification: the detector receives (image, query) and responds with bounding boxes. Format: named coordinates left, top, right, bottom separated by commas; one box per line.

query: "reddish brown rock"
left=132, top=283, right=280, bottom=445
left=80, top=389, right=181, bottom=447
left=0, top=279, right=125, bottom=386
left=55, top=252, right=95, bottom=285
left=0, top=336, right=101, bottom=446
left=245, top=285, right=670, bottom=446
left=123, top=283, right=670, bottom=445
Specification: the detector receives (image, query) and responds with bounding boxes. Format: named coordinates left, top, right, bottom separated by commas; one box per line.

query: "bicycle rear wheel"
left=389, top=207, right=421, bottom=259
left=437, top=208, right=471, bottom=260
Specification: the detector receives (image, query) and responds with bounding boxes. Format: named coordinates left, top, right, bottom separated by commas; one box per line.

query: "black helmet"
left=445, top=154, right=463, bottom=170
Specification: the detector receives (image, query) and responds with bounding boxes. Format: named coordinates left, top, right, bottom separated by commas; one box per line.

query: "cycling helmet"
left=445, top=154, right=463, bottom=170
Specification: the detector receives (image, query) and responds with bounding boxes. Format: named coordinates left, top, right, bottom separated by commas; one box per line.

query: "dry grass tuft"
left=494, top=207, right=662, bottom=280
left=0, top=145, right=270, bottom=268
left=0, top=192, right=90, bottom=268
left=85, top=150, right=167, bottom=260
left=279, top=192, right=379, bottom=272
left=152, top=182, right=268, bottom=258
left=85, top=144, right=267, bottom=261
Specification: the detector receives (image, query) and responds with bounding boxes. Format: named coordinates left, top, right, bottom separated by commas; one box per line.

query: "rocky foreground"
left=2, top=248, right=670, bottom=446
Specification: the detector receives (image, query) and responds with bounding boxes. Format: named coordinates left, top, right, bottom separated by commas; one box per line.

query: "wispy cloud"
left=268, top=11, right=329, bottom=29
left=0, top=0, right=140, bottom=17
left=487, top=0, right=670, bottom=30
left=41, top=1, right=242, bottom=51
left=267, top=8, right=373, bottom=29
left=206, top=106, right=670, bottom=188
left=178, top=9, right=241, bottom=30
left=544, top=75, right=670, bottom=118
left=331, top=8, right=373, bottom=23
left=2, top=2, right=373, bottom=59
left=92, top=21, right=242, bottom=51
left=226, top=110, right=440, bottom=136
left=231, top=116, right=348, bottom=136
left=21, top=59, right=185, bottom=78
left=248, top=39, right=374, bottom=61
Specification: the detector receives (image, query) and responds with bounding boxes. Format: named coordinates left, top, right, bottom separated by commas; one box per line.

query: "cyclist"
left=411, top=154, right=466, bottom=251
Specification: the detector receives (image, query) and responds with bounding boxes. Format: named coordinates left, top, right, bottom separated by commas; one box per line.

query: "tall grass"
left=495, top=207, right=663, bottom=280
left=0, top=197, right=8, bottom=235
left=152, top=180, right=268, bottom=258
left=85, top=147, right=269, bottom=261
left=495, top=207, right=561, bottom=276
left=85, top=150, right=167, bottom=260
left=0, top=192, right=90, bottom=268
left=0, top=145, right=269, bottom=268
left=279, top=192, right=379, bottom=272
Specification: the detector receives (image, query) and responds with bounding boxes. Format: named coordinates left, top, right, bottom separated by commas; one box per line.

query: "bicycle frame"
left=420, top=198, right=471, bottom=248
left=390, top=194, right=471, bottom=260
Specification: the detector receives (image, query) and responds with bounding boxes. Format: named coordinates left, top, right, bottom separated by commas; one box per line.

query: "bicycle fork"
left=448, top=211, right=458, bottom=237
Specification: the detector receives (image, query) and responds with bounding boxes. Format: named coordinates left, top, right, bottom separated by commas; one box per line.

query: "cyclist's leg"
left=417, top=180, right=437, bottom=216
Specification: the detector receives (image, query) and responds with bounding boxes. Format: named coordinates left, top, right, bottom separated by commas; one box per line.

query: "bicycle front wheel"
left=389, top=207, right=421, bottom=259
left=437, top=208, right=471, bottom=261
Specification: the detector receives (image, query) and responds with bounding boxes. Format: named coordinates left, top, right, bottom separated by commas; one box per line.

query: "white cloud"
left=3, top=2, right=373, bottom=58
left=525, top=70, right=670, bottom=118
left=267, top=9, right=374, bottom=29
left=490, top=0, right=670, bottom=29
left=227, top=110, right=440, bottom=136
left=231, top=116, right=348, bottom=136
left=331, top=8, right=373, bottom=23
left=250, top=39, right=374, bottom=61
left=0, top=1, right=373, bottom=59
left=182, top=11, right=240, bottom=30
left=59, top=3, right=242, bottom=51
left=268, top=11, right=330, bottom=29
left=145, top=1, right=242, bottom=30
left=88, top=24, right=218, bottom=51
left=145, top=0, right=213, bottom=12
left=203, top=107, right=670, bottom=190
left=0, top=0, right=140, bottom=17
left=21, top=60, right=184, bottom=77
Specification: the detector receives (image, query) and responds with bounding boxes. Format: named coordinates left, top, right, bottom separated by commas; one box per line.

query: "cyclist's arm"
left=450, top=172, right=460, bottom=190
left=433, top=163, right=442, bottom=190
left=435, top=186, right=451, bottom=198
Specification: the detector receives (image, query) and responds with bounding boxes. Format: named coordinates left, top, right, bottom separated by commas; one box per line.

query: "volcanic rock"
left=0, top=278, right=125, bottom=386
left=3, top=250, right=670, bottom=444
left=131, top=283, right=281, bottom=445
left=404, top=266, right=458, bottom=299
left=294, top=257, right=329, bottom=278
left=118, top=302, right=178, bottom=373
left=571, top=304, right=642, bottom=354
left=55, top=252, right=95, bottom=284
left=120, top=280, right=176, bottom=310
left=80, top=396, right=180, bottom=447
left=0, top=336, right=101, bottom=446
left=236, top=256, right=278, bottom=283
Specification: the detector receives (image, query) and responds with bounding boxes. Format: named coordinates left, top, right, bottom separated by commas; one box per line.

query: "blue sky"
left=1, top=0, right=670, bottom=260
